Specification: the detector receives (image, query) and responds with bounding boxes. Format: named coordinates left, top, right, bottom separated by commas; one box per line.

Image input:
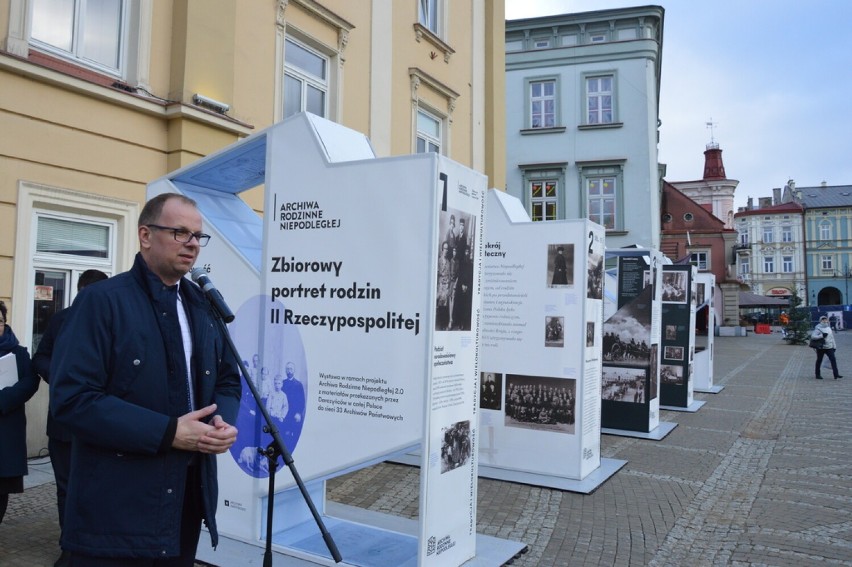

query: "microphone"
left=190, top=268, right=236, bottom=323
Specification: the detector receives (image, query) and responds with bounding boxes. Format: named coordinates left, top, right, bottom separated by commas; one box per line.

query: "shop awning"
left=738, top=291, right=789, bottom=307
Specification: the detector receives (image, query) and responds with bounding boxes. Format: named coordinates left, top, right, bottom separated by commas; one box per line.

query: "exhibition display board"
left=478, top=190, right=605, bottom=481
left=146, top=114, right=521, bottom=566
left=659, top=265, right=697, bottom=408
left=693, top=273, right=717, bottom=393
left=600, top=249, right=663, bottom=433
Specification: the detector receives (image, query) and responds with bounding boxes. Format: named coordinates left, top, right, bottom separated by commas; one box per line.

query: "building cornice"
left=0, top=52, right=254, bottom=136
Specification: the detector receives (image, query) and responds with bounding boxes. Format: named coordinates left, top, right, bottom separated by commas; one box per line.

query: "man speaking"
left=51, top=193, right=241, bottom=566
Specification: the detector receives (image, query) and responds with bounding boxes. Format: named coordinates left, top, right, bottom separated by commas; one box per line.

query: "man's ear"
left=138, top=225, right=152, bottom=250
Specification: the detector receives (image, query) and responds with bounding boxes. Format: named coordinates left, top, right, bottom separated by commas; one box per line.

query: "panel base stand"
left=660, top=400, right=706, bottom=413
left=694, top=385, right=724, bottom=394
left=476, top=458, right=626, bottom=494
left=389, top=453, right=624, bottom=495
left=601, top=421, right=677, bottom=440
left=195, top=504, right=526, bottom=567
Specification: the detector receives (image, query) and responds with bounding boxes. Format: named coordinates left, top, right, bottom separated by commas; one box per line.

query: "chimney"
left=703, top=146, right=726, bottom=180
left=772, top=187, right=781, bottom=204
left=747, top=197, right=753, bottom=210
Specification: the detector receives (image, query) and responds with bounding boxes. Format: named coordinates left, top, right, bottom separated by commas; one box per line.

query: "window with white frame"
left=781, top=225, right=792, bottom=242
left=740, top=258, right=750, bottom=276
left=416, top=108, right=442, bottom=154
left=529, top=79, right=556, bottom=128
left=822, top=255, right=833, bottom=271
left=284, top=38, right=329, bottom=119
left=36, top=215, right=113, bottom=259
left=579, top=162, right=623, bottom=230
left=585, top=75, right=614, bottom=124
left=30, top=0, right=129, bottom=75
left=782, top=256, right=793, bottom=273
left=739, top=230, right=749, bottom=245
left=33, top=213, right=115, bottom=350
left=16, top=184, right=132, bottom=353
left=763, top=255, right=774, bottom=273
left=418, top=0, right=441, bottom=36
left=820, top=222, right=832, bottom=240
left=690, top=251, right=709, bottom=271
left=762, top=226, right=773, bottom=243
left=529, top=180, right=558, bottom=222
left=587, top=176, right=617, bottom=229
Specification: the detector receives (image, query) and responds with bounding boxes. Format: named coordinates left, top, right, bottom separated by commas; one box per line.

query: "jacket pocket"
left=108, top=336, right=150, bottom=398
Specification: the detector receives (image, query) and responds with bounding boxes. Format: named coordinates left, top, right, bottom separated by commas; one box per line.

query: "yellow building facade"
left=0, top=0, right=505, bottom=454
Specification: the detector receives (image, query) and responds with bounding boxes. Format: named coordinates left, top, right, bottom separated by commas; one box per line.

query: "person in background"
left=812, top=315, right=843, bottom=380
left=50, top=193, right=241, bottom=566
left=33, top=269, right=108, bottom=567
left=778, top=311, right=789, bottom=338
left=0, top=300, right=40, bottom=524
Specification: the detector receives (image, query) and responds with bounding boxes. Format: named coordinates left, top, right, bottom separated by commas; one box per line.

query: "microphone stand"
left=210, top=315, right=342, bottom=565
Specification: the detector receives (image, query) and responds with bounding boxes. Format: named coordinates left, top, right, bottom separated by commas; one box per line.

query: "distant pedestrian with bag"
left=810, top=315, right=843, bottom=380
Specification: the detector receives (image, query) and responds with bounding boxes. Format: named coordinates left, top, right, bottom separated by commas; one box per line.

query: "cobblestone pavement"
left=2, top=332, right=851, bottom=566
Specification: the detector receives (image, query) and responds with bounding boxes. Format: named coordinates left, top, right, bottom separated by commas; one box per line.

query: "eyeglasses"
left=146, top=225, right=211, bottom=247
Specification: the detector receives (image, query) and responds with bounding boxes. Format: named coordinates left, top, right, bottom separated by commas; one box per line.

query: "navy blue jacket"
left=0, top=335, right=39, bottom=479
left=32, top=306, right=72, bottom=441
left=50, top=254, right=241, bottom=558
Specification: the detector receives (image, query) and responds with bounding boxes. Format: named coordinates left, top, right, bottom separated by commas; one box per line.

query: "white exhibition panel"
left=479, top=189, right=604, bottom=480
left=693, top=273, right=716, bottom=391
left=146, top=113, right=488, bottom=566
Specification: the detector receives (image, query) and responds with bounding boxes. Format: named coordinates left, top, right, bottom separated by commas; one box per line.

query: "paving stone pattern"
left=2, top=333, right=851, bottom=566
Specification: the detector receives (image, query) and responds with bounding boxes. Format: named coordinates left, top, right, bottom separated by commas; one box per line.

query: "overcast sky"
left=504, top=0, right=852, bottom=210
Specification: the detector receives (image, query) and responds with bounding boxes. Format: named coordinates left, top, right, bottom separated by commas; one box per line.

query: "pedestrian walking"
left=810, top=315, right=844, bottom=380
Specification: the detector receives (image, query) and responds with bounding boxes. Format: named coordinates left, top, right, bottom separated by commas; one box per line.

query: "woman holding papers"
left=0, top=300, right=39, bottom=523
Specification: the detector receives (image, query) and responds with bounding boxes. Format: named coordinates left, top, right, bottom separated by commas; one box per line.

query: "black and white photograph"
left=601, top=366, right=647, bottom=403
left=545, top=315, right=564, bottom=348
left=665, top=324, right=678, bottom=340
left=587, top=250, right=603, bottom=299
left=643, top=269, right=652, bottom=289
left=480, top=372, right=502, bottom=411
left=435, top=207, right=476, bottom=331
left=695, top=282, right=706, bottom=306
left=440, top=420, right=472, bottom=474
left=661, top=271, right=688, bottom=303
left=504, top=374, right=576, bottom=434
left=547, top=243, right=574, bottom=287
left=664, top=345, right=685, bottom=361
left=649, top=343, right=659, bottom=400
left=586, top=321, right=595, bottom=347
left=660, top=364, right=684, bottom=385
left=603, top=286, right=652, bottom=364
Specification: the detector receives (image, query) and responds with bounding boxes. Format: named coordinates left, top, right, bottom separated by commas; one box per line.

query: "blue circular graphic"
left=228, top=295, right=308, bottom=478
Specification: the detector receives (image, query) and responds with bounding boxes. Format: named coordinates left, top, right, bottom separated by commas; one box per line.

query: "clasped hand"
left=172, top=404, right=238, bottom=454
